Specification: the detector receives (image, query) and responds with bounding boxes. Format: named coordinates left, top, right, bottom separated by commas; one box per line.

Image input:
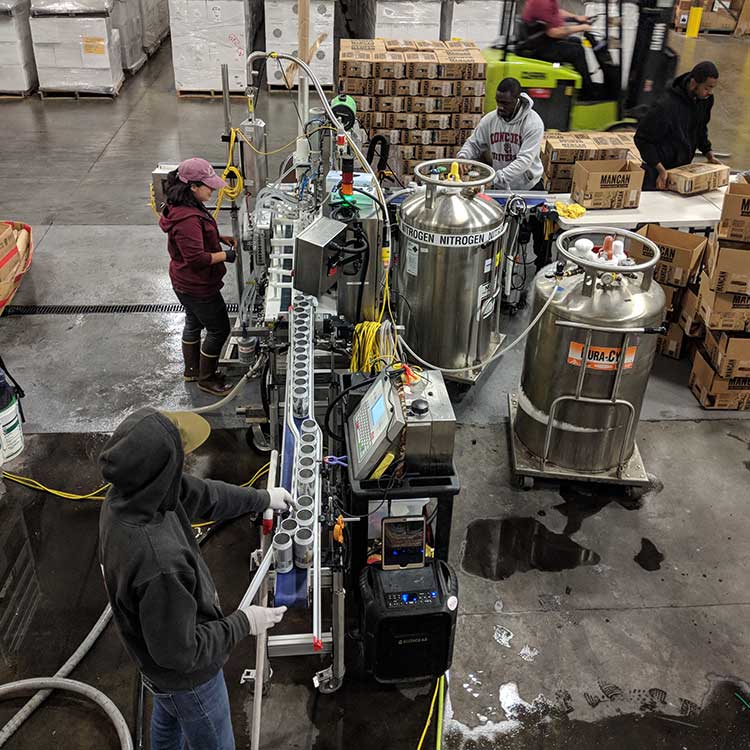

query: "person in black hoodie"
left=159, top=157, right=237, bottom=397
left=99, top=408, right=295, bottom=750
left=635, top=61, right=721, bottom=191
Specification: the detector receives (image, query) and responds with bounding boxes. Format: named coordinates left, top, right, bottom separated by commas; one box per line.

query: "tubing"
left=0, top=678, right=132, bottom=750
left=189, top=355, right=266, bottom=415
left=0, top=605, right=113, bottom=747
left=436, top=675, right=445, bottom=750
left=400, top=284, right=561, bottom=375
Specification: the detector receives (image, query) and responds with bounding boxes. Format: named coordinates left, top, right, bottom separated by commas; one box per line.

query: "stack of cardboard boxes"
left=674, top=0, right=744, bottom=33
left=689, top=178, right=750, bottom=408
left=542, top=131, right=641, bottom=193
left=338, top=38, right=486, bottom=180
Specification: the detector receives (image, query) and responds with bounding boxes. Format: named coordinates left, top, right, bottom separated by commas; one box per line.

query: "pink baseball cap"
left=177, top=157, right=227, bottom=190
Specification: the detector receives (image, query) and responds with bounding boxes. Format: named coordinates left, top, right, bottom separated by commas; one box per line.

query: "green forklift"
left=482, top=0, right=679, bottom=131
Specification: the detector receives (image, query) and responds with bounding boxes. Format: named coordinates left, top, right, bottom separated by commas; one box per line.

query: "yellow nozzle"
left=447, top=161, right=462, bottom=183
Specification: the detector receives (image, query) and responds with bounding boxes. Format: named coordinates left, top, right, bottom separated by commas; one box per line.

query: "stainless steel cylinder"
left=280, top=517, right=299, bottom=537
left=292, top=386, right=309, bottom=418
left=294, top=527, right=314, bottom=568
left=296, top=494, right=314, bottom=512
left=296, top=508, right=315, bottom=529
left=296, top=467, right=316, bottom=496
left=300, top=419, right=317, bottom=434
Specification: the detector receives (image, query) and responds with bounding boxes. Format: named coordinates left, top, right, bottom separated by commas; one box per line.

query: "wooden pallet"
left=38, top=79, right=123, bottom=100
left=267, top=82, right=334, bottom=92
left=176, top=89, right=247, bottom=99
left=0, top=90, right=35, bottom=100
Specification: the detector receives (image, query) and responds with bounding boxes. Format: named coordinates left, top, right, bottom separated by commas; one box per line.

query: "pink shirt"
left=522, top=0, right=563, bottom=28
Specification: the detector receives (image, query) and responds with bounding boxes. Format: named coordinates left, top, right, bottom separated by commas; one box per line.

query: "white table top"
left=556, top=190, right=721, bottom=230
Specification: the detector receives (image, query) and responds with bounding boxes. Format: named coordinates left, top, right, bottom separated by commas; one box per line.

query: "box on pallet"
left=383, top=39, right=415, bottom=52
left=705, top=238, right=750, bottom=295
left=666, top=163, right=731, bottom=195
left=544, top=134, right=597, bottom=164
left=690, top=350, right=750, bottom=410
left=629, top=225, right=707, bottom=287
left=0, top=0, right=38, bottom=94
left=408, top=129, right=458, bottom=146
left=698, top=272, right=750, bottom=331
left=373, top=51, right=405, bottom=78
left=404, top=51, right=439, bottom=79
left=657, top=322, right=685, bottom=359
left=570, top=160, right=644, bottom=210
left=718, top=177, right=750, bottom=243
left=341, top=38, right=385, bottom=52
left=30, top=10, right=124, bottom=94
left=679, top=287, right=704, bottom=337
left=406, top=96, right=460, bottom=113
left=704, top=329, right=750, bottom=378
left=339, top=50, right=374, bottom=78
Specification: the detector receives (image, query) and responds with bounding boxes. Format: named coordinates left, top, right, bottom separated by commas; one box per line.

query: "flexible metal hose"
left=0, top=678, right=132, bottom=750
left=189, top=355, right=267, bottom=415
left=0, top=605, right=113, bottom=747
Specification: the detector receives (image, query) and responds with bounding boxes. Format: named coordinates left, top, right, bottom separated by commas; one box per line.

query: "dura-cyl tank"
left=397, top=160, right=506, bottom=378
left=514, top=227, right=666, bottom=473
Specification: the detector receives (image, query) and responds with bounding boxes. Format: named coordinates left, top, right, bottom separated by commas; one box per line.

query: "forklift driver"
left=634, top=61, right=721, bottom=191
left=518, top=0, right=595, bottom=100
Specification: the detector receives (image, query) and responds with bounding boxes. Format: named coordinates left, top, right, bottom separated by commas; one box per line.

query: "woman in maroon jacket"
left=159, top=158, right=236, bottom=396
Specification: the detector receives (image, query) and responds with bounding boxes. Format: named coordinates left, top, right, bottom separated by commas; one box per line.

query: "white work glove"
left=241, top=605, right=287, bottom=635
left=267, top=487, right=297, bottom=513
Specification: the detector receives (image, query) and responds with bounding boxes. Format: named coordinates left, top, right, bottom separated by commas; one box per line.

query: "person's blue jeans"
left=148, top=670, right=235, bottom=750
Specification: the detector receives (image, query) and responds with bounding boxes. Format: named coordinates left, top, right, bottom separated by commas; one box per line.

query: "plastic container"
left=0, top=372, right=23, bottom=462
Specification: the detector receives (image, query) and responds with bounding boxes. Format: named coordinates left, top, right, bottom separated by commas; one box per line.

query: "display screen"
left=382, top=519, right=425, bottom=568
left=370, top=394, right=386, bottom=426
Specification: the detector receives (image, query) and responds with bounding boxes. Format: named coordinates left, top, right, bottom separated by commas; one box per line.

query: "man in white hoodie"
left=457, top=78, right=545, bottom=191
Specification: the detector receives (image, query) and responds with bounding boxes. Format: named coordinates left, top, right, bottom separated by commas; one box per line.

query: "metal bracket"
left=313, top=666, right=333, bottom=689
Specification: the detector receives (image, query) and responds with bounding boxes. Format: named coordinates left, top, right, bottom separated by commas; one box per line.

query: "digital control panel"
left=384, top=589, right=439, bottom=609
left=347, top=373, right=406, bottom=480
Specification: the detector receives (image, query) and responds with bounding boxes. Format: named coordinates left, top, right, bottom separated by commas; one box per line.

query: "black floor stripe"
left=3, top=303, right=240, bottom=316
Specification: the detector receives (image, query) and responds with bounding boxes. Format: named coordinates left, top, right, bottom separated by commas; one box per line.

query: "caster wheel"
left=517, top=475, right=534, bottom=490
left=318, top=678, right=343, bottom=694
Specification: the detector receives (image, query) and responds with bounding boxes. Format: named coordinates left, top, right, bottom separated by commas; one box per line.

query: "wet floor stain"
left=461, top=517, right=600, bottom=581
left=634, top=538, right=665, bottom=571
left=554, top=482, right=646, bottom=535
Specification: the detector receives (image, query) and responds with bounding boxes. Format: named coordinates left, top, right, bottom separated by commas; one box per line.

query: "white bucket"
left=0, top=397, right=23, bottom=463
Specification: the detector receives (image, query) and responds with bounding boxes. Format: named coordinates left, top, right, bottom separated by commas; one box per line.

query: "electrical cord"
left=324, top=375, right=378, bottom=443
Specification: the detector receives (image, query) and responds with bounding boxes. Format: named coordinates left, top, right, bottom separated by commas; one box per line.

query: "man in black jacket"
left=99, top=408, right=295, bottom=750
left=635, top=61, right=720, bottom=190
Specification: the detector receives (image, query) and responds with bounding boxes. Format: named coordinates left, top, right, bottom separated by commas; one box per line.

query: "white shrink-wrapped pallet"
left=29, top=0, right=124, bottom=94
left=264, top=0, right=335, bottom=87
left=168, top=0, right=260, bottom=92
left=112, top=0, right=146, bottom=71
left=139, top=0, right=168, bottom=54
left=0, top=0, right=38, bottom=93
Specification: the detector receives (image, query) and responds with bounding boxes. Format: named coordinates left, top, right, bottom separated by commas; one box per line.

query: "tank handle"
left=413, top=158, right=496, bottom=190
left=556, top=226, right=660, bottom=292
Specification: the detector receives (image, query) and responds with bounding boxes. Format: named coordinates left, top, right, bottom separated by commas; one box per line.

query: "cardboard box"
left=679, top=287, right=704, bottom=337
left=406, top=96, right=460, bottom=113
left=666, top=163, right=731, bottom=195
left=378, top=96, right=406, bottom=113
left=657, top=322, right=685, bottom=359
left=458, top=128, right=475, bottom=143
left=689, top=350, right=750, bottom=409
left=461, top=96, right=485, bottom=113
left=587, top=133, right=631, bottom=161
left=459, top=80, right=486, bottom=96
left=570, top=160, right=644, bottom=210
left=704, top=329, right=750, bottom=378
left=424, top=80, right=455, bottom=97
left=372, top=128, right=402, bottom=144
left=660, top=283, right=683, bottom=320
left=705, top=239, right=750, bottom=295
left=545, top=162, right=576, bottom=180
left=340, top=38, right=386, bottom=52
left=698, top=272, right=750, bottom=331
left=0, top=221, right=33, bottom=315
left=544, top=134, right=597, bottom=164
left=342, top=77, right=369, bottom=95
left=422, top=113, right=456, bottom=130
left=543, top=176, right=572, bottom=193
left=443, top=39, right=479, bottom=50
left=397, top=145, right=417, bottom=161
left=718, top=178, right=750, bottom=243
left=416, top=145, right=447, bottom=160
left=390, top=112, right=420, bottom=129
left=629, top=225, right=707, bottom=287
left=353, top=96, right=374, bottom=112
left=700, top=9, right=737, bottom=31
left=372, top=51, right=405, bottom=78
left=414, top=40, right=445, bottom=51
left=457, top=113, right=482, bottom=129
left=370, top=78, right=397, bottom=96
left=408, top=129, right=458, bottom=146
left=435, top=49, right=485, bottom=79
left=395, top=79, right=423, bottom=97
left=383, top=39, right=416, bottom=52
left=338, top=50, right=373, bottom=78
left=404, top=51, right=439, bottom=79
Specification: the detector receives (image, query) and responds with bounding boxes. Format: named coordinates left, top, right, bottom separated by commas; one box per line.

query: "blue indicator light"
left=431, top=591, right=437, bottom=597
left=401, top=594, right=408, bottom=602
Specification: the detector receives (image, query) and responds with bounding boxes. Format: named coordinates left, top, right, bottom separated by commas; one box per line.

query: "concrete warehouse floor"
left=1, top=28, right=750, bottom=750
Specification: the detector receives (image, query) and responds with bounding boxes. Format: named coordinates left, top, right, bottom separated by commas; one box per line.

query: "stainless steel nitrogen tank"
left=397, top=159, right=507, bottom=377
left=513, top=227, right=666, bottom=473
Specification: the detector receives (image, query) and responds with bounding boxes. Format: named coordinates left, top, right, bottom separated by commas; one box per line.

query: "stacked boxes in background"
left=139, top=0, right=169, bottom=56
left=168, top=0, right=261, bottom=93
left=338, top=39, right=486, bottom=182
left=30, top=0, right=125, bottom=94
left=628, top=225, right=708, bottom=360
left=264, top=0, right=335, bottom=87
left=0, top=0, right=37, bottom=94
left=111, top=0, right=146, bottom=73
left=674, top=0, right=743, bottom=32
left=542, top=131, right=642, bottom=195
left=689, top=177, right=750, bottom=408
